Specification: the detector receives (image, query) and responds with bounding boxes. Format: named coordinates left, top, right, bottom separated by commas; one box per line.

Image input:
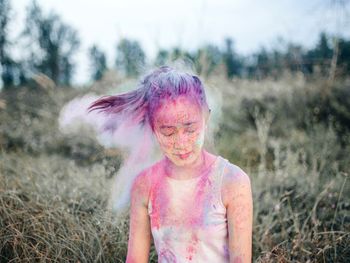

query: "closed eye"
left=160, top=127, right=176, bottom=136
left=163, top=132, right=175, bottom=137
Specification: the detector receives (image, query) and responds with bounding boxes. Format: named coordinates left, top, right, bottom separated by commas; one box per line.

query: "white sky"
left=9, top=0, right=350, bottom=85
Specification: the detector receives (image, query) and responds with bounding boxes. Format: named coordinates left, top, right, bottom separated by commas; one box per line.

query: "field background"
left=1, top=0, right=350, bottom=262
left=1, top=72, right=349, bottom=262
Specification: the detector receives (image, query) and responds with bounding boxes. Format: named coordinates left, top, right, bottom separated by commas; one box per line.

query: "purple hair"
left=87, top=66, right=210, bottom=132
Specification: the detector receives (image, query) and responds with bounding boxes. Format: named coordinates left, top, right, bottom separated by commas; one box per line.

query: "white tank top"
left=147, top=155, right=230, bottom=262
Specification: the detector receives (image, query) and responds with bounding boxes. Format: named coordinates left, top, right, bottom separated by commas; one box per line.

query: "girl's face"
left=153, top=95, right=207, bottom=167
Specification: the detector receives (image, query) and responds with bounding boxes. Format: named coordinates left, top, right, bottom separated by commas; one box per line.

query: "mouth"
left=175, top=151, right=192, bottom=160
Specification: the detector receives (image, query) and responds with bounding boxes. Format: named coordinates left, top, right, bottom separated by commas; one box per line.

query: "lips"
left=176, top=151, right=192, bottom=160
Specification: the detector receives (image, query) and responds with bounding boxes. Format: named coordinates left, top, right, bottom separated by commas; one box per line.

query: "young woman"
left=88, top=66, right=253, bottom=263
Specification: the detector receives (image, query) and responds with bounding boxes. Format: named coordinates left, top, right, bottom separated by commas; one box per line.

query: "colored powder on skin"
left=195, top=130, right=205, bottom=148
left=57, top=77, right=224, bottom=225
left=232, top=256, right=243, bottom=263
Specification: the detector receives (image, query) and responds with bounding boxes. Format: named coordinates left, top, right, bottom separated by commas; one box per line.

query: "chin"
left=167, top=151, right=200, bottom=166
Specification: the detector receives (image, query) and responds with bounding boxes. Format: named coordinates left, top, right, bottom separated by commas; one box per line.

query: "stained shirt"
left=147, top=155, right=231, bottom=263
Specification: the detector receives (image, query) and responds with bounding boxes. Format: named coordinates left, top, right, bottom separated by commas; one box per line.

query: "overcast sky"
left=10, top=0, right=350, bottom=85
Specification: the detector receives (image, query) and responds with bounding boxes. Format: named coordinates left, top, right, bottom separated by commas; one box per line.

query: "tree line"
left=1, top=0, right=350, bottom=89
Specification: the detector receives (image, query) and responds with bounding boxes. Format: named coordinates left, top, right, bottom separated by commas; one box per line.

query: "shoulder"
left=221, top=159, right=252, bottom=207
left=130, top=159, right=163, bottom=206
left=132, top=160, right=161, bottom=192
left=222, top=160, right=251, bottom=186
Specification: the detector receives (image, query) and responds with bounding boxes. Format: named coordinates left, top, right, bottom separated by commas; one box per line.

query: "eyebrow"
left=159, top=121, right=197, bottom=129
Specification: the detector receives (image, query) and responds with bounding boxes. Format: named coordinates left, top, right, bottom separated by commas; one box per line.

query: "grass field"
left=0, top=73, right=349, bottom=262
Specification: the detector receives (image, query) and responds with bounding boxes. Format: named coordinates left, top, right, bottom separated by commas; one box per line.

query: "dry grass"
left=0, top=74, right=349, bottom=262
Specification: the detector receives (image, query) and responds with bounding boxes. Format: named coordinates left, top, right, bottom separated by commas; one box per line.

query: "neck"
left=164, top=150, right=211, bottom=179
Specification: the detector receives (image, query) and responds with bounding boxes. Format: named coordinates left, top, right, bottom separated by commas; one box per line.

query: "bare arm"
left=223, top=166, right=253, bottom=263
left=126, top=171, right=152, bottom=263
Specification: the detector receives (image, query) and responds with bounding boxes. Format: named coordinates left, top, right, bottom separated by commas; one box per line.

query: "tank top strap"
left=211, top=156, right=229, bottom=209
left=212, top=156, right=229, bottom=184
left=218, top=156, right=229, bottom=174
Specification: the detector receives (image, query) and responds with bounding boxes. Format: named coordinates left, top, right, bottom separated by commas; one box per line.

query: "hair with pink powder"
left=58, top=65, right=215, bottom=220
left=56, top=65, right=220, bottom=221
left=87, top=66, right=210, bottom=133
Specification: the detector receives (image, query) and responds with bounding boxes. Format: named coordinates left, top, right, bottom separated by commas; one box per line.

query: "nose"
left=173, top=131, right=190, bottom=150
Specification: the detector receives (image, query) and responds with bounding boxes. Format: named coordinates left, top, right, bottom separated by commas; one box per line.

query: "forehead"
left=153, top=96, right=203, bottom=126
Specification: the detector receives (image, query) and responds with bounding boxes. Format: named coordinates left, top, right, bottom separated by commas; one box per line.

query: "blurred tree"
left=88, top=44, right=107, bottom=81
left=337, top=38, right=350, bottom=74
left=0, top=0, right=14, bottom=88
left=327, top=0, right=350, bottom=82
left=154, top=49, right=169, bottom=66
left=304, top=32, right=333, bottom=75
left=21, top=0, right=80, bottom=86
left=270, top=49, right=284, bottom=79
left=223, top=38, right=242, bottom=79
left=284, top=43, right=304, bottom=73
left=115, top=38, right=145, bottom=77
left=245, top=47, right=274, bottom=79
left=254, top=47, right=270, bottom=79
left=170, top=47, right=182, bottom=61
left=316, top=32, right=333, bottom=60
left=154, top=47, right=194, bottom=71
left=169, top=47, right=194, bottom=67
left=194, top=44, right=222, bottom=78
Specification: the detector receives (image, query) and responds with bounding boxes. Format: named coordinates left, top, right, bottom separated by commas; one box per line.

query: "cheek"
left=154, top=131, right=172, bottom=149
left=158, top=137, right=174, bottom=149
left=194, top=130, right=205, bottom=148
